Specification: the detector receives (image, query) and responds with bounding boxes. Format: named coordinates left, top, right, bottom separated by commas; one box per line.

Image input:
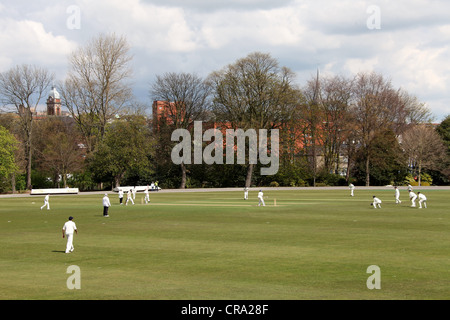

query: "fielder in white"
left=409, top=191, right=417, bottom=207
left=258, top=190, right=265, bottom=207
left=417, top=192, right=427, bottom=208
left=244, top=187, right=249, bottom=200
left=62, top=216, right=77, bottom=253
left=126, top=189, right=134, bottom=205
left=372, top=196, right=382, bottom=209
left=349, top=183, right=355, bottom=197
left=40, top=194, right=50, bottom=210
left=394, top=186, right=402, bottom=204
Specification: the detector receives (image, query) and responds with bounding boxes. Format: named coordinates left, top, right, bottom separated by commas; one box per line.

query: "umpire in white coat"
left=103, top=193, right=111, bottom=217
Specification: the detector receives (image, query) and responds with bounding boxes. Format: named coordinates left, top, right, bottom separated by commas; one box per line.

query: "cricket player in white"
left=132, top=186, right=137, bottom=200
left=144, top=185, right=150, bottom=204
left=258, top=190, right=265, bottom=207
left=40, top=194, right=50, bottom=210
left=126, top=189, right=134, bottom=205
left=62, top=216, right=77, bottom=253
left=394, top=186, right=402, bottom=204
left=417, top=192, right=427, bottom=208
left=349, top=183, right=355, bottom=196
left=372, top=196, right=382, bottom=209
left=244, top=187, right=249, bottom=200
left=409, top=191, right=417, bottom=207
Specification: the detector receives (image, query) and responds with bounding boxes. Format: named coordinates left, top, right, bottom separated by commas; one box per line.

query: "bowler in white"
left=62, top=216, right=77, bottom=253
left=40, top=194, right=50, bottom=210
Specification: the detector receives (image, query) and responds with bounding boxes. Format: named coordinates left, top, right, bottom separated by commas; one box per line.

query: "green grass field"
left=0, top=187, right=449, bottom=300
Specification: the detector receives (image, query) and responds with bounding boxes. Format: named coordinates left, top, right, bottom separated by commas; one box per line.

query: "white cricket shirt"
left=63, top=221, right=77, bottom=234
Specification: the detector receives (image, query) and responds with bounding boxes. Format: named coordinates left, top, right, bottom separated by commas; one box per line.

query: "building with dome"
left=46, top=87, right=61, bottom=116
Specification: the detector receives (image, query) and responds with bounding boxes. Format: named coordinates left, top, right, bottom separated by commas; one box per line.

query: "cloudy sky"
left=1, top=0, right=449, bottom=121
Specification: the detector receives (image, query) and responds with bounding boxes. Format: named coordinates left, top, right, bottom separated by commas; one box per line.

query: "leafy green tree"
left=436, top=115, right=450, bottom=152
left=0, top=126, right=19, bottom=192
left=352, top=130, right=406, bottom=186
left=89, top=115, right=154, bottom=188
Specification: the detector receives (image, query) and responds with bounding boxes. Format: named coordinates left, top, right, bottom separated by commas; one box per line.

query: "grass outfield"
left=0, top=187, right=448, bottom=300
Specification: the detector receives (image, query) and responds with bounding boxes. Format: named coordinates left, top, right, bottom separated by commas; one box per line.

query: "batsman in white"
left=258, top=190, right=266, bottom=207
left=417, top=192, right=427, bottom=208
left=144, top=185, right=150, bottom=204
left=62, top=216, right=77, bottom=253
left=244, top=187, right=249, bottom=200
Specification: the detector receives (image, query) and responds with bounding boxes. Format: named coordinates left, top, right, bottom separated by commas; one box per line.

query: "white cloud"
left=0, top=17, right=76, bottom=72
left=75, top=0, right=198, bottom=52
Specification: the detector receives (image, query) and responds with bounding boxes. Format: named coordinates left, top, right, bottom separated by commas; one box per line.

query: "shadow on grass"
left=52, top=250, right=66, bottom=253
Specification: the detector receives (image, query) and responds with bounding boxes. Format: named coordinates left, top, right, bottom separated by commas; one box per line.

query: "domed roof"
left=49, top=87, right=60, bottom=99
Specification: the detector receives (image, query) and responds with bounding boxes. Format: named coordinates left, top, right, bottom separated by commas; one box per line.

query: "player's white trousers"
left=41, top=201, right=49, bottom=210
left=411, top=196, right=417, bottom=207
left=65, top=233, right=74, bottom=253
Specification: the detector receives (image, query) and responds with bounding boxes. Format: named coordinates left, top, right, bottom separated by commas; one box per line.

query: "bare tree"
left=208, top=52, right=298, bottom=187
left=301, top=71, right=322, bottom=186
left=33, top=118, right=85, bottom=188
left=400, top=124, right=447, bottom=186
left=0, top=64, right=53, bottom=189
left=150, top=72, right=211, bottom=188
left=318, top=75, right=354, bottom=175
left=60, top=33, right=133, bottom=152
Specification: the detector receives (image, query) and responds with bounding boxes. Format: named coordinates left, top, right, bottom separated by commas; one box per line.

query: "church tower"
left=47, top=87, right=61, bottom=116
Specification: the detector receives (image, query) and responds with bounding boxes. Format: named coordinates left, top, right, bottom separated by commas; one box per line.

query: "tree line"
left=1, top=33, right=449, bottom=192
